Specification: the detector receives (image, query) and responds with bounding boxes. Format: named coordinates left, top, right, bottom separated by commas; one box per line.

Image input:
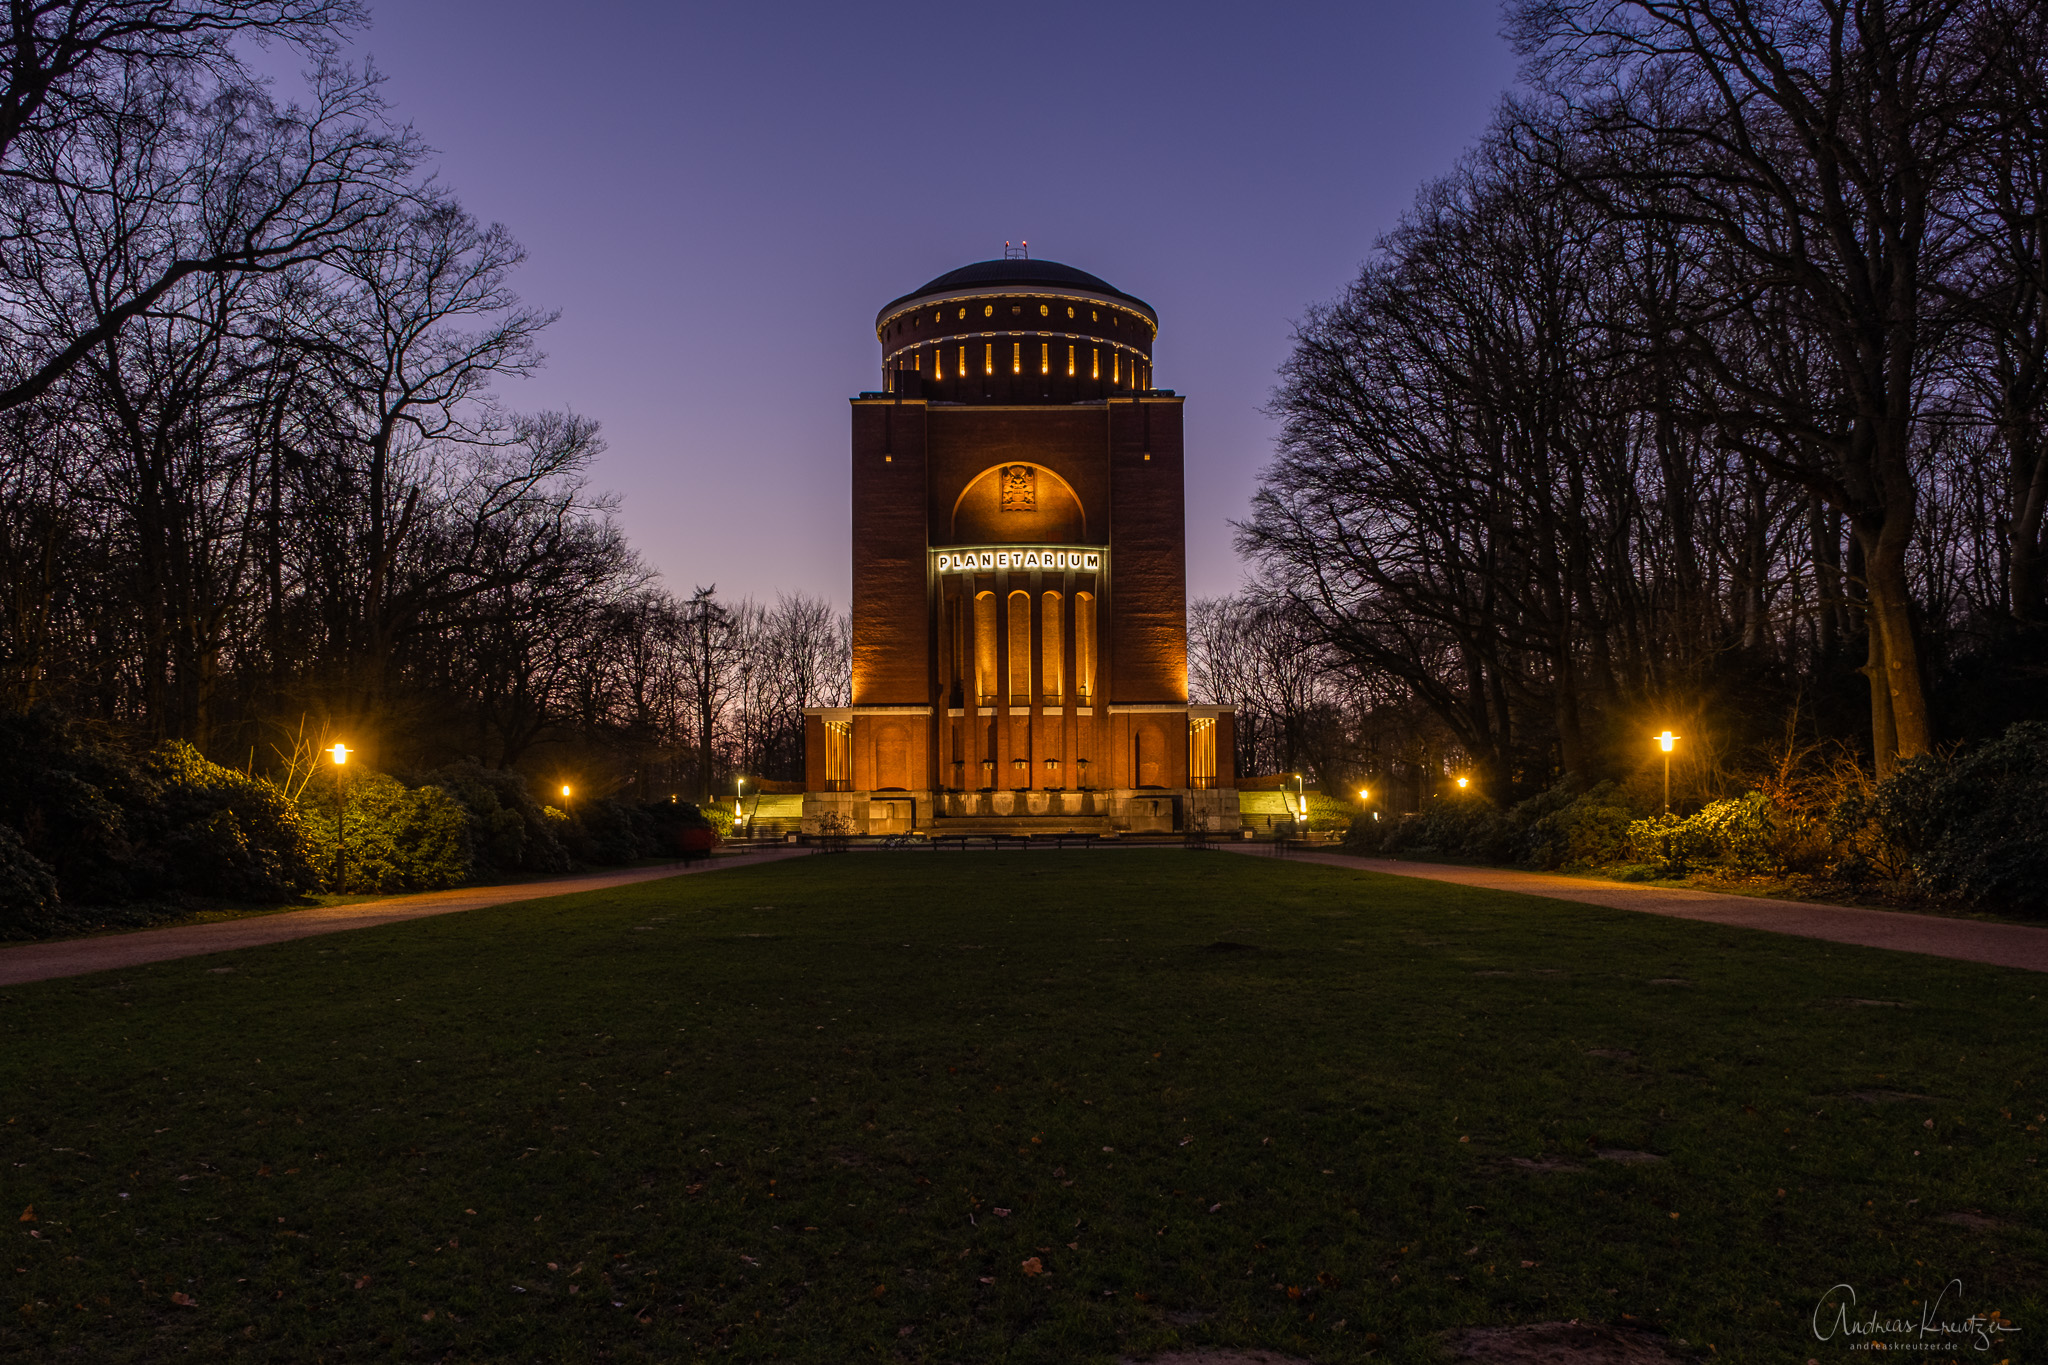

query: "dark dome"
left=880, top=258, right=1153, bottom=322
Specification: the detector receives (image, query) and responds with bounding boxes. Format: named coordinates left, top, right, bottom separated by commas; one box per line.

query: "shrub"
left=300, top=772, right=471, bottom=894
left=1300, top=793, right=1355, bottom=833
left=1341, top=811, right=1389, bottom=854
left=1381, top=797, right=1512, bottom=863
left=0, top=712, right=316, bottom=909
left=1827, top=755, right=1945, bottom=884
left=140, top=742, right=317, bottom=902
left=0, top=709, right=148, bottom=904
left=424, top=763, right=570, bottom=876
left=1863, top=722, right=2048, bottom=916
left=0, top=821, right=60, bottom=940
left=561, top=797, right=655, bottom=866
left=1626, top=812, right=1721, bottom=875
left=1687, top=791, right=1779, bottom=874
left=1519, top=782, right=1635, bottom=870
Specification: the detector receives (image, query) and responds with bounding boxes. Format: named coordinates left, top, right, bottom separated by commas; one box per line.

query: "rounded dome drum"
left=874, top=257, right=1157, bottom=404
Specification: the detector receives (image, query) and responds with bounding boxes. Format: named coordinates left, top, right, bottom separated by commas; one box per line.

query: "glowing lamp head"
left=1456, top=776, right=1470, bottom=790
left=329, top=743, right=349, bottom=766
left=1659, top=731, right=1677, bottom=753
left=1358, top=788, right=1370, bottom=802
left=561, top=784, right=571, bottom=798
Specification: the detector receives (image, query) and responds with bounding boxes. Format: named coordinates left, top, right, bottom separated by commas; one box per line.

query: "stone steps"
left=926, top=816, right=1114, bottom=835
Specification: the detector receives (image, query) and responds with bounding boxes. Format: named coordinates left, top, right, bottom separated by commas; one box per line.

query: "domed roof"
left=880, top=258, right=1154, bottom=322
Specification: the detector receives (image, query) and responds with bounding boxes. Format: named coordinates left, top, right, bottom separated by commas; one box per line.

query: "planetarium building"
left=803, top=257, right=1238, bottom=836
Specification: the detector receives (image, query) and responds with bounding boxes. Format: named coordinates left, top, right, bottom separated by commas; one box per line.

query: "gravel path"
left=0, top=848, right=812, bottom=988
left=1229, top=845, right=2048, bottom=973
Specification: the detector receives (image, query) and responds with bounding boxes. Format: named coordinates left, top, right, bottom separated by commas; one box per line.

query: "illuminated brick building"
left=803, top=256, right=1238, bottom=835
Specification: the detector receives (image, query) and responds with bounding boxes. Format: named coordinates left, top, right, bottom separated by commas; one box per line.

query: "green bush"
left=0, top=711, right=316, bottom=910
left=1689, top=792, right=1779, bottom=874
left=0, top=820, right=60, bottom=940
left=560, top=797, right=653, bottom=866
left=1626, top=811, right=1721, bottom=875
left=1341, top=811, right=1389, bottom=853
left=1299, top=793, right=1354, bottom=833
left=1626, top=791, right=1787, bottom=877
left=140, top=742, right=317, bottom=901
left=1828, top=756, right=1944, bottom=883
left=1519, top=782, right=1636, bottom=870
left=424, top=763, right=571, bottom=876
left=300, top=772, right=471, bottom=894
left=0, top=710, right=149, bottom=904
left=1380, top=797, right=1511, bottom=862
left=1843, top=722, right=2048, bottom=915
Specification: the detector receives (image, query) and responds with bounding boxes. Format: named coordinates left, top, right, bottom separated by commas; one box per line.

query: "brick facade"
left=808, top=258, right=1235, bottom=836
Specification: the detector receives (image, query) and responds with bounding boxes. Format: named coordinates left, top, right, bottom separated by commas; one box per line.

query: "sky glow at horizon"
left=321, top=1, right=1521, bottom=609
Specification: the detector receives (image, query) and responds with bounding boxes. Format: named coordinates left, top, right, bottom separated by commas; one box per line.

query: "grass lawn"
left=1, top=851, right=2042, bottom=1364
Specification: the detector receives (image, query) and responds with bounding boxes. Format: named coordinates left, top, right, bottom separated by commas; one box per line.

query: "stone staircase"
left=926, top=815, right=1115, bottom=836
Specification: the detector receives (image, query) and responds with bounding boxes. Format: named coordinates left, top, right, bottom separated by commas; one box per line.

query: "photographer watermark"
left=1810, top=1279, right=2020, bottom=1355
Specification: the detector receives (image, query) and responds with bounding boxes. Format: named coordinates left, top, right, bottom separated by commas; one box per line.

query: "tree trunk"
left=1859, top=528, right=1932, bottom=769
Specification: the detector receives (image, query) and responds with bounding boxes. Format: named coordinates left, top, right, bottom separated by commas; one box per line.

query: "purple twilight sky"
left=322, top=1, right=1522, bottom=608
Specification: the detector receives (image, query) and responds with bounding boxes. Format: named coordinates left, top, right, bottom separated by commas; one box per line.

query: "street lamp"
left=560, top=784, right=572, bottom=817
left=1456, top=776, right=1470, bottom=791
left=328, top=743, right=349, bottom=891
left=1658, top=731, right=1679, bottom=815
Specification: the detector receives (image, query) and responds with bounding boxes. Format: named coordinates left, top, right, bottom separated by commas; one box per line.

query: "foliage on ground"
left=0, top=712, right=315, bottom=938
left=0, top=706, right=721, bottom=935
left=1, top=853, right=2041, bottom=1363
left=1343, top=723, right=2048, bottom=918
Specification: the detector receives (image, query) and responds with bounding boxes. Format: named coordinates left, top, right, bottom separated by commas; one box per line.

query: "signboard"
left=933, top=547, right=1102, bottom=573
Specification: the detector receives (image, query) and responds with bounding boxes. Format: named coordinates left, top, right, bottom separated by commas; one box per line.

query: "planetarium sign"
left=932, top=547, right=1103, bottom=574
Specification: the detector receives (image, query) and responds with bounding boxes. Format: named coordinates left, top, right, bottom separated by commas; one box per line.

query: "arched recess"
left=947, top=463, right=1087, bottom=544
left=1041, top=591, right=1063, bottom=704
left=875, top=722, right=910, bottom=791
left=973, top=591, right=998, bottom=704
left=1075, top=591, right=1097, bottom=703
left=1007, top=590, right=1031, bottom=700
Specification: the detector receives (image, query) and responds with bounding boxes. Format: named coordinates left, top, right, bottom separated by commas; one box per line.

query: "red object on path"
left=678, top=826, right=719, bottom=863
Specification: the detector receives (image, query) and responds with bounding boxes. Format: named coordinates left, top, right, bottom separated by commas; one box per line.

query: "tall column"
left=993, top=569, right=1011, bottom=789
left=1029, top=577, right=1045, bottom=788
left=1062, top=566, right=1079, bottom=789
left=936, top=577, right=955, bottom=792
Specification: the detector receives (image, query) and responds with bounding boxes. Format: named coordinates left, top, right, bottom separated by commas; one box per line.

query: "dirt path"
left=1229, top=845, right=2048, bottom=973
left=0, top=849, right=811, bottom=988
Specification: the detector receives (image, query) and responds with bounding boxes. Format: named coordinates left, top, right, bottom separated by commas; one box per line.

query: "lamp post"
left=735, top=775, right=746, bottom=832
left=1658, top=731, right=1678, bottom=815
left=560, top=784, right=572, bottom=817
left=328, top=743, right=349, bottom=890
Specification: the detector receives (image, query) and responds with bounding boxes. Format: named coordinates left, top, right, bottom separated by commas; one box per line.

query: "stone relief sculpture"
left=1000, top=464, right=1036, bottom=511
